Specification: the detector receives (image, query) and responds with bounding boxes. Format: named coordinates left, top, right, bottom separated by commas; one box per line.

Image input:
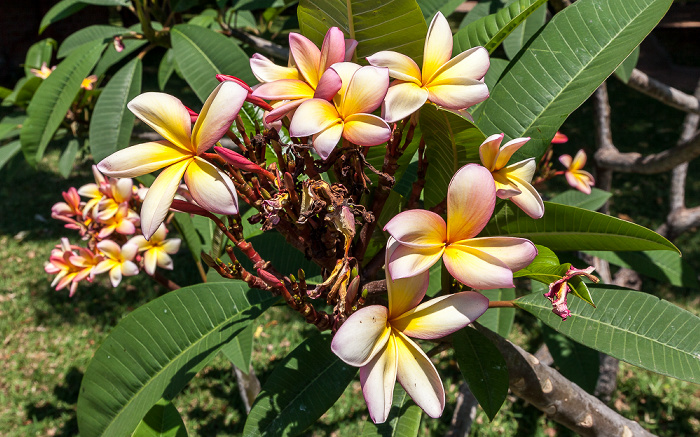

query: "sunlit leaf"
left=131, top=399, right=188, bottom=437
left=502, top=0, right=546, bottom=59
left=540, top=322, right=599, bottom=394
left=549, top=188, right=612, bottom=211
left=58, top=25, right=127, bottom=58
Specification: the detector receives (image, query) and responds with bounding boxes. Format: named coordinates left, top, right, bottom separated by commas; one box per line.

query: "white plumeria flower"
left=331, top=238, right=489, bottom=423
left=92, top=240, right=139, bottom=287
left=128, top=224, right=181, bottom=275
left=97, top=81, right=248, bottom=239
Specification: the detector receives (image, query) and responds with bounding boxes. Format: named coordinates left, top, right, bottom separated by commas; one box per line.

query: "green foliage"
left=298, top=0, right=428, bottom=64
left=24, top=39, right=56, bottom=76
left=478, top=288, right=516, bottom=337
left=243, top=332, right=357, bottom=436
left=132, top=399, right=188, bottom=437
left=39, top=0, right=87, bottom=34
left=58, top=25, right=128, bottom=58
left=540, top=323, right=600, bottom=394
left=58, top=138, right=81, bottom=177
left=473, top=0, right=674, bottom=163
left=615, top=46, right=641, bottom=83
left=361, top=385, right=422, bottom=436
left=549, top=188, right=612, bottom=211
left=501, top=0, right=546, bottom=59
left=516, top=285, right=700, bottom=384
left=77, top=282, right=278, bottom=436
left=416, top=0, right=464, bottom=21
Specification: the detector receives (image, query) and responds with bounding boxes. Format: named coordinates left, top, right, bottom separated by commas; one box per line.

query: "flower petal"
left=395, top=331, right=445, bottom=419
left=392, top=292, right=489, bottom=339
left=264, top=99, right=306, bottom=123
left=128, top=93, right=193, bottom=150
left=289, top=32, right=321, bottom=87
left=289, top=99, right=341, bottom=137
left=253, top=79, right=315, bottom=100
left=382, top=82, right=429, bottom=123
left=422, top=12, right=453, bottom=82
left=571, top=149, right=587, bottom=170
left=96, top=240, right=121, bottom=259
left=250, top=53, right=300, bottom=82
left=140, top=159, right=191, bottom=239
left=427, top=80, right=489, bottom=111
left=143, top=249, right=158, bottom=275
left=478, top=133, right=505, bottom=171
left=464, top=238, right=537, bottom=272
left=192, top=82, right=248, bottom=155
left=360, top=334, right=398, bottom=424
left=109, top=265, right=123, bottom=287
left=366, top=51, right=422, bottom=84
left=387, top=243, right=444, bottom=280
left=344, top=39, right=358, bottom=61
left=386, top=238, right=430, bottom=317
left=121, top=260, right=140, bottom=277
left=312, top=122, right=344, bottom=160
left=343, top=114, right=391, bottom=146
left=428, top=46, right=490, bottom=85
left=184, top=158, right=239, bottom=216
left=331, top=305, right=391, bottom=366
left=319, top=27, right=346, bottom=71
left=156, top=251, right=174, bottom=271
left=559, top=154, right=573, bottom=168
left=495, top=138, right=530, bottom=169
left=314, top=68, right=342, bottom=101
left=506, top=175, right=544, bottom=219
left=446, top=164, right=496, bottom=243
left=443, top=244, right=514, bottom=289
left=341, top=66, right=389, bottom=117
left=330, top=62, right=362, bottom=102
left=384, top=209, right=446, bottom=248
left=97, top=141, right=190, bottom=178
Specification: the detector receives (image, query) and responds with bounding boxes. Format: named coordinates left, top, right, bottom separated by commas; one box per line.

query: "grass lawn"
left=1, top=73, right=700, bottom=436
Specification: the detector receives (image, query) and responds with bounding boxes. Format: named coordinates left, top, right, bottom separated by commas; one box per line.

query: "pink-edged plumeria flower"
left=332, top=238, right=489, bottom=423
left=479, top=134, right=544, bottom=219
left=128, top=224, right=181, bottom=275
left=81, top=75, right=98, bottom=90
left=384, top=164, right=537, bottom=289
left=45, top=239, right=83, bottom=296
left=30, top=62, right=55, bottom=79
left=92, top=240, right=139, bottom=287
left=78, top=166, right=109, bottom=218
left=545, top=266, right=599, bottom=320
left=251, top=27, right=355, bottom=123
left=51, top=187, right=83, bottom=221
left=289, top=63, right=391, bottom=159
left=97, top=203, right=138, bottom=239
left=551, top=131, right=568, bottom=144
left=97, top=81, right=248, bottom=239
left=95, top=177, right=134, bottom=221
left=559, top=150, right=595, bottom=194
left=366, top=12, right=489, bottom=123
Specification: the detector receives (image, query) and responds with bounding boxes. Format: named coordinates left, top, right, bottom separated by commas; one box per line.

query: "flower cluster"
left=46, top=166, right=180, bottom=295
left=31, top=62, right=97, bottom=90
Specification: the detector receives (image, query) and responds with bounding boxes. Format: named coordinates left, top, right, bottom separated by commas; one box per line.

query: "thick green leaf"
left=515, top=284, right=700, bottom=384
left=24, top=39, right=56, bottom=76
left=478, top=288, right=516, bottom=337
left=417, top=0, right=464, bottom=20
left=89, top=57, right=142, bottom=162
left=20, top=41, right=105, bottom=166
left=77, top=282, right=278, bottom=437
left=0, top=140, right=22, bottom=171
left=584, top=250, right=700, bottom=289
left=158, top=49, right=176, bottom=91
left=0, top=115, right=26, bottom=140
left=171, top=24, right=254, bottom=102
left=172, top=213, right=204, bottom=265
left=131, top=399, right=188, bottom=437
left=502, top=0, right=546, bottom=59
left=453, top=0, right=547, bottom=54
left=361, top=385, right=422, bottom=437
left=39, top=0, right=87, bottom=34
left=541, top=323, right=599, bottom=394
left=58, top=138, right=80, bottom=177
left=453, top=327, right=509, bottom=420
left=480, top=201, right=679, bottom=253
left=549, top=188, right=612, bottom=211
left=220, top=323, right=255, bottom=371
left=82, top=0, right=130, bottom=5
left=460, top=0, right=508, bottom=28
left=483, top=57, right=509, bottom=90
left=93, top=26, right=148, bottom=77
left=243, top=332, right=357, bottom=437
left=419, top=105, right=486, bottom=208
left=3, top=77, right=42, bottom=108
left=473, top=0, right=674, bottom=163
left=615, top=45, right=641, bottom=83
left=58, top=25, right=128, bottom=58
left=243, top=231, right=322, bottom=283
left=298, top=0, right=427, bottom=64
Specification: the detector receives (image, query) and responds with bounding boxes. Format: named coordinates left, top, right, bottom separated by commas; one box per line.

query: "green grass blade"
left=20, top=40, right=105, bottom=166
left=515, top=285, right=700, bottom=384
left=89, top=57, right=142, bottom=162
left=171, top=24, right=254, bottom=102
left=243, top=332, right=357, bottom=437
left=480, top=201, right=679, bottom=253
left=298, top=0, right=427, bottom=64
left=361, top=385, right=422, bottom=437
left=77, top=282, right=278, bottom=437
left=453, top=0, right=547, bottom=53
left=472, top=0, right=674, bottom=163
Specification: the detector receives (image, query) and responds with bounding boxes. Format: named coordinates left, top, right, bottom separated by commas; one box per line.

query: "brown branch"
left=475, top=325, right=656, bottom=437
left=624, top=69, right=700, bottom=115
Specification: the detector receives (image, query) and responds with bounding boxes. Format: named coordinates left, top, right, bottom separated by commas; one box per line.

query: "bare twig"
left=624, top=69, right=700, bottom=115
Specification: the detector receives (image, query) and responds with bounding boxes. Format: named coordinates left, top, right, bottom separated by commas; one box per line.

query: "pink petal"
left=387, top=243, right=444, bottom=280
left=128, top=93, right=193, bottom=150
left=422, top=12, right=453, bottom=81
left=478, top=133, right=505, bottom=171
left=360, top=335, right=398, bottom=424
left=97, top=141, right=190, bottom=178
left=264, top=99, right=306, bottom=123
left=250, top=53, right=300, bottom=82
left=392, top=292, right=489, bottom=339
left=312, top=122, right=344, bottom=160
left=366, top=51, right=422, bottom=84
left=559, top=154, right=573, bottom=168
left=289, top=32, right=321, bottom=87
left=184, top=157, right=239, bottom=216
left=344, top=39, right=358, bottom=61
left=192, top=82, right=248, bottom=155
left=506, top=174, right=544, bottom=219
left=319, top=27, right=346, bottom=71
left=314, top=68, right=342, bottom=101
left=395, top=331, right=445, bottom=418
left=446, top=164, right=496, bottom=243
left=331, top=305, right=391, bottom=366
left=342, top=114, right=391, bottom=146
left=428, top=46, right=490, bottom=85
left=495, top=138, right=530, bottom=170
left=427, top=80, right=489, bottom=111
left=384, top=209, right=446, bottom=248
left=381, top=82, right=429, bottom=123
left=289, top=99, right=341, bottom=137
left=330, top=62, right=362, bottom=101
left=140, top=159, right=191, bottom=239
left=386, top=238, right=429, bottom=317
left=252, top=79, right=315, bottom=100
left=460, top=237, right=536, bottom=272
left=341, top=66, right=389, bottom=117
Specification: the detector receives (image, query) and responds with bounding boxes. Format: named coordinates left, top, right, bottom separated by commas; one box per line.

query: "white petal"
left=128, top=92, right=193, bottom=150
left=97, top=141, right=190, bottom=178
left=395, top=331, right=445, bottom=418
left=184, top=158, right=239, bottom=216
left=331, top=305, right=391, bottom=366
left=140, top=159, right=191, bottom=239
left=382, top=82, right=429, bottom=123
left=192, top=82, right=248, bottom=155
left=360, top=335, right=398, bottom=424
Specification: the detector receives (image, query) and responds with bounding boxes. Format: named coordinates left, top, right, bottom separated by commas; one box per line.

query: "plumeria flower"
left=78, top=166, right=109, bottom=218
left=92, top=240, right=139, bottom=287
left=30, top=62, right=55, bottom=79
left=45, top=239, right=84, bottom=296
left=559, top=149, right=595, bottom=194
left=384, top=164, right=537, bottom=289
left=289, top=63, right=391, bottom=159
left=97, top=203, right=139, bottom=239
left=128, top=224, right=181, bottom=275
left=551, top=131, right=568, bottom=144
left=250, top=27, right=355, bottom=123
left=332, top=238, right=489, bottom=423
left=545, top=266, right=599, bottom=320
left=95, top=177, right=134, bottom=221
left=51, top=187, right=83, bottom=221
left=97, top=81, right=248, bottom=239
left=479, top=134, right=544, bottom=219
left=367, top=12, right=489, bottom=122
left=81, top=75, right=98, bottom=90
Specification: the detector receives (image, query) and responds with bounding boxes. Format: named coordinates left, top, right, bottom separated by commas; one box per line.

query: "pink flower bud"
left=214, top=146, right=267, bottom=174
